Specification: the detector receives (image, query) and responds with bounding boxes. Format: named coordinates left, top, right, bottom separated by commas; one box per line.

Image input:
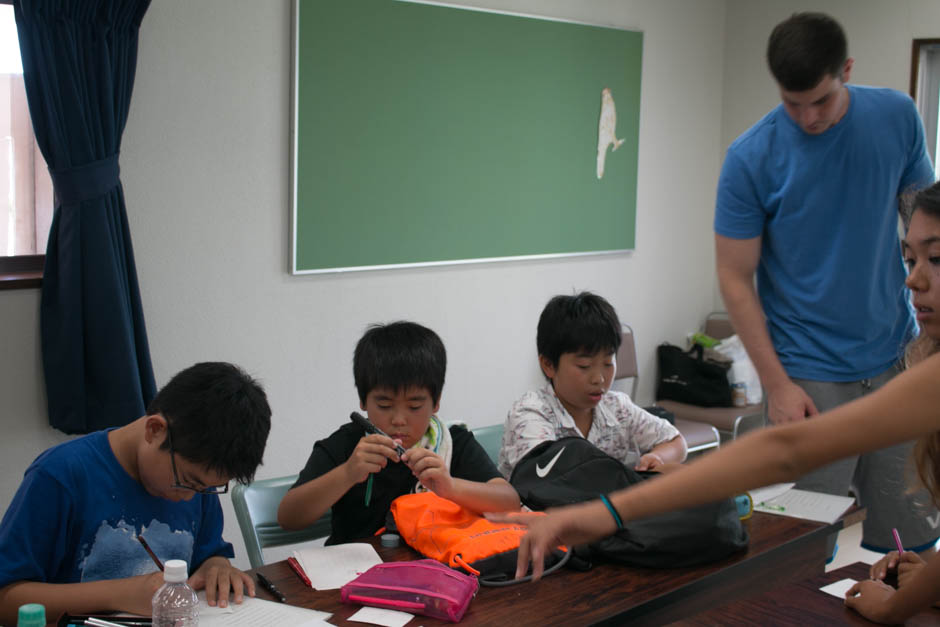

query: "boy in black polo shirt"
left=278, top=321, right=519, bottom=543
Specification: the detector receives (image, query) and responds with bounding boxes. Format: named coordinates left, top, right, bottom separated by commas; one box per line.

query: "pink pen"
left=892, top=527, right=904, bottom=554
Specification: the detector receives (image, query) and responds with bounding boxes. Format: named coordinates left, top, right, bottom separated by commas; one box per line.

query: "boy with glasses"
left=0, top=362, right=271, bottom=623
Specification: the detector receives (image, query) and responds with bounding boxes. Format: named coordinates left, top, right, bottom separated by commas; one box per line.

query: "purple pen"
left=892, top=527, right=904, bottom=554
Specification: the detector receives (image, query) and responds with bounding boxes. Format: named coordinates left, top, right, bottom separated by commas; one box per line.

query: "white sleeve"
left=498, top=393, right=559, bottom=477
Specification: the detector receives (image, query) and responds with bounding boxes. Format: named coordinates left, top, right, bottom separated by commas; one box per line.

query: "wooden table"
left=672, top=561, right=940, bottom=625
left=253, top=509, right=864, bottom=626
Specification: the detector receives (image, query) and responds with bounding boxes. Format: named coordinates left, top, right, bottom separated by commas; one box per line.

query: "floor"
left=826, top=521, right=885, bottom=572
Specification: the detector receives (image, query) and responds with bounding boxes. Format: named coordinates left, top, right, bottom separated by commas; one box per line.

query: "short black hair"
left=147, top=362, right=271, bottom=484
left=767, top=12, right=847, bottom=91
left=353, top=321, right=446, bottom=405
left=537, top=292, right=622, bottom=370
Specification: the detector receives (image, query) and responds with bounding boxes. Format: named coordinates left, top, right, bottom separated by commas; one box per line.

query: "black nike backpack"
left=509, top=437, right=749, bottom=568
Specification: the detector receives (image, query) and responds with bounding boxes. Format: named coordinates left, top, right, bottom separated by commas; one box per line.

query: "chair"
left=231, top=474, right=332, bottom=569
left=615, top=324, right=721, bottom=456
left=470, top=424, right=504, bottom=465
left=654, top=312, right=765, bottom=442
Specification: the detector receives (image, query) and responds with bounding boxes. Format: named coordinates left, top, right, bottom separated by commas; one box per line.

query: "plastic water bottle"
left=17, top=603, right=45, bottom=627
left=152, top=559, right=199, bottom=627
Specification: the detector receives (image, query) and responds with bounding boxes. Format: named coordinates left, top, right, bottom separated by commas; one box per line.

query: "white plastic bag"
left=712, top=334, right=762, bottom=405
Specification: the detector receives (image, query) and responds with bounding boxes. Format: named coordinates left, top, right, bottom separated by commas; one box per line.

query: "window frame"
left=0, top=0, right=43, bottom=290
left=910, top=38, right=940, bottom=172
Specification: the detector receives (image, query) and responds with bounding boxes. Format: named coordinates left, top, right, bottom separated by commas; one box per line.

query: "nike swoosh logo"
left=535, top=446, right=566, bottom=478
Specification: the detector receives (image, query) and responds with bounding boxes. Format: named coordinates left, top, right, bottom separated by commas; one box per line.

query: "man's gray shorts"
left=792, top=366, right=940, bottom=552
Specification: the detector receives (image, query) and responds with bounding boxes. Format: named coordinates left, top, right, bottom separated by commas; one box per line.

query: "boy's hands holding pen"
left=345, top=434, right=403, bottom=483
left=870, top=550, right=927, bottom=588
left=402, top=448, right=453, bottom=497
left=189, top=556, right=255, bottom=608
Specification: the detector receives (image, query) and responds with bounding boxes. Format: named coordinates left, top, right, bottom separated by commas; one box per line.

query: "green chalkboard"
left=291, top=0, right=642, bottom=273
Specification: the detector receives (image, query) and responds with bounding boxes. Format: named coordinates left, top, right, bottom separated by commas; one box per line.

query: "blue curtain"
left=14, top=0, right=156, bottom=434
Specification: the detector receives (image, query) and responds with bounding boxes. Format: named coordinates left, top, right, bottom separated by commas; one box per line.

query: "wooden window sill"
left=0, top=255, right=44, bottom=290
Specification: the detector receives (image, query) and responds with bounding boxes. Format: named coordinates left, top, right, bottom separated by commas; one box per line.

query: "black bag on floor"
left=510, top=437, right=748, bottom=568
left=656, top=343, right=733, bottom=407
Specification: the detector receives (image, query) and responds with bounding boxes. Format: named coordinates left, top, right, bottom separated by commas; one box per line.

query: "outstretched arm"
left=489, top=352, right=940, bottom=581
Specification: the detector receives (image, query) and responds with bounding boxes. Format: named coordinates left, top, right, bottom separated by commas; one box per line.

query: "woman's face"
left=903, top=208, right=940, bottom=341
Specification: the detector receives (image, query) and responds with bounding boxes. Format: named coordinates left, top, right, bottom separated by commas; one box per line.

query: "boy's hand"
left=402, top=448, right=454, bottom=498
left=870, top=550, right=926, bottom=588
left=118, top=570, right=166, bottom=615
left=189, top=556, right=255, bottom=608
left=634, top=453, right=666, bottom=471
left=345, top=434, right=402, bottom=483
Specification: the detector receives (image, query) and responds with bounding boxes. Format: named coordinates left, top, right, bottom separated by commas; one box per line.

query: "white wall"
left=0, top=0, right=728, bottom=568
left=722, top=0, right=940, bottom=153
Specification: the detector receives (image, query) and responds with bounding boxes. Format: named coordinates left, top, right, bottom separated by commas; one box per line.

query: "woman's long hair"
left=903, top=182, right=940, bottom=507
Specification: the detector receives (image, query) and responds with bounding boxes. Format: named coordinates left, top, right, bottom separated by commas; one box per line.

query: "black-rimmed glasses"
left=166, top=427, right=229, bottom=495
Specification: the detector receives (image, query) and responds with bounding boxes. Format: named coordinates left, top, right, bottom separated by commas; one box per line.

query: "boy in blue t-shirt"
left=0, top=362, right=272, bottom=623
left=278, top=321, right=519, bottom=543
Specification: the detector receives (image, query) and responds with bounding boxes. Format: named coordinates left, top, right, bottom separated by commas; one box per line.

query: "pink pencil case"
left=341, top=559, right=479, bottom=622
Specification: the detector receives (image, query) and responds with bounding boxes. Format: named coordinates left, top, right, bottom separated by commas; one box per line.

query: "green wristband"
left=599, top=493, right=624, bottom=529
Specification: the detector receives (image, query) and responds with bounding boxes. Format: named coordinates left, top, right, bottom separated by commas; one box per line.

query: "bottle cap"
left=17, top=604, right=45, bottom=627
left=163, top=559, right=189, bottom=583
left=380, top=533, right=400, bottom=547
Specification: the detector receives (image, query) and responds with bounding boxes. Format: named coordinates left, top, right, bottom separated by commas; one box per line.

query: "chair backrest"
left=614, top=324, right=639, bottom=398
left=471, top=424, right=504, bottom=465
left=231, top=474, right=331, bottom=569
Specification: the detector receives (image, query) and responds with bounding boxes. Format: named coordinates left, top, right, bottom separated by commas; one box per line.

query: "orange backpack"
left=388, top=492, right=568, bottom=585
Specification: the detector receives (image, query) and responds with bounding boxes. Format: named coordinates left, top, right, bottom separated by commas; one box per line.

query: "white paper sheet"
left=748, top=482, right=796, bottom=505
left=753, top=488, right=855, bottom=524
left=348, top=606, right=414, bottom=627
left=820, top=577, right=856, bottom=599
left=294, top=543, right=383, bottom=590
left=197, top=593, right=332, bottom=626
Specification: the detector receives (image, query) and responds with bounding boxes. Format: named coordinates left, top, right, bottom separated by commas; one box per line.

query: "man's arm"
left=0, top=574, right=165, bottom=624
left=715, top=233, right=818, bottom=424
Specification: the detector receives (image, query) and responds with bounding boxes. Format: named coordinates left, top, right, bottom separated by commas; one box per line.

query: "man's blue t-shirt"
left=0, top=430, right=233, bottom=587
left=715, top=85, right=935, bottom=381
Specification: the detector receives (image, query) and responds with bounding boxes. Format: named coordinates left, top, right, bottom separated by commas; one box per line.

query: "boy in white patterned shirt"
left=498, top=292, right=687, bottom=478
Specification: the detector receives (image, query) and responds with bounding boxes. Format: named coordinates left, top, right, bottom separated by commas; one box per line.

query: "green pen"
left=759, top=502, right=786, bottom=512
left=365, top=474, right=373, bottom=506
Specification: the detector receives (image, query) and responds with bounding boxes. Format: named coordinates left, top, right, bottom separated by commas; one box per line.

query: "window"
left=0, top=2, right=50, bottom=288
left=911, top=38, right=940, bottom=178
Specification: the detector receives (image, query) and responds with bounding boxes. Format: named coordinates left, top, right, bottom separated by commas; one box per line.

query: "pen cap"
left=163, top=559, right=189, bottom=583
left=16, top=603, right=45, bottom=627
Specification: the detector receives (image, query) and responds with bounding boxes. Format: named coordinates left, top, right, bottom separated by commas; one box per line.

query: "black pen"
left=256, top=572, right=286, bottom=603
left=350, top=411, right=407, bottom=457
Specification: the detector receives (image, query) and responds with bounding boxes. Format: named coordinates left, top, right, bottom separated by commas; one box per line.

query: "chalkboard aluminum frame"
left=290, top=0, right=641, bottom=274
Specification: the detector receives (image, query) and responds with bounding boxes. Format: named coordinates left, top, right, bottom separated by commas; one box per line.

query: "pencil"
left=137, top=535, right=164, bottom=571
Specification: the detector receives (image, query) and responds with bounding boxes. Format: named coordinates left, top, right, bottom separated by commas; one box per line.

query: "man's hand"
left=189, top=556, right=255, bottom=608
left=766, top=380, right=818, bottom=424
left=403, top=448, right=454, bottom=498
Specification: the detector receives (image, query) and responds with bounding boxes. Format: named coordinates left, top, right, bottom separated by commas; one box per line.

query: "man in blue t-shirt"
left=715, top=12, right=937, bottom=554
left=0, top=362, right=272, bottom=624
